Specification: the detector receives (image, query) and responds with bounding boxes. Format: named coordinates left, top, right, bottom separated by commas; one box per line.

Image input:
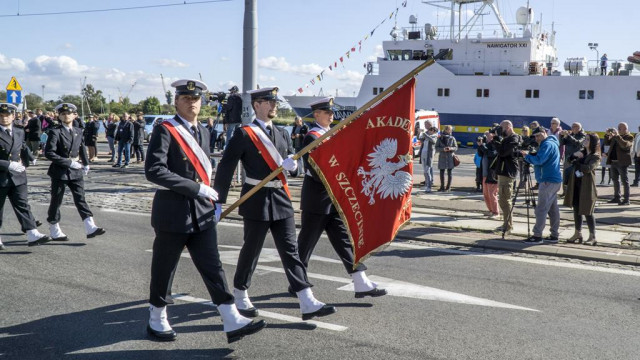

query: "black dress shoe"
left=287, top=286, right=297, bottom=297
left=302, top=305, right=337, bottom=321
left=237, top=307, right=258, bottom=318
left=355, top=288, right=388, bottom=298
left=27, top=235, right=52, bottom=247
left=607, top=198, right=621, bottom=203
left=0, top=244, right=6, bottom=250
left=36, top=220, right=42, bottom=227
left=226, top=319, right=266, bottom=344
left=146, top=324, right=177, bottom=341
left=52, top=236, right=69, bottom=242
left=619, top=200, right=630, bottom=206
left=87, top=228, right=106, bottom=238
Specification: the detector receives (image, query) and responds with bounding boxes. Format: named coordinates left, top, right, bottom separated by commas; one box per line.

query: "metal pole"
left=242, top=0, right=257, bottom=125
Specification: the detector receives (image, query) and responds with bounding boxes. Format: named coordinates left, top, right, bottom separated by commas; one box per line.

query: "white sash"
left=246, top=123, right=284, bottom=165
left=165, top=118, right=212, bottom=182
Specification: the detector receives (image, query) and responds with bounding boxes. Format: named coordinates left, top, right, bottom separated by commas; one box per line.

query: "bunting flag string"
left=294, top=1, right=407, bottom=94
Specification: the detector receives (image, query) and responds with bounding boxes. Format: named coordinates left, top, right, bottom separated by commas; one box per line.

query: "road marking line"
left=389, top=242, right=640, bottom=277
left=172, top=294, right=347, bottom=332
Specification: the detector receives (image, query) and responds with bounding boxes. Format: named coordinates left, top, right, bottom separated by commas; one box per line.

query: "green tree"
left=81, top=84, right=106, bottom=114
left=58, top=95, right=83, bottom=110
left=141, top=96, right=162, bottom=114
left=24, top=93, right=45, bottom=110
left=165, top=90, right=173, bottom=105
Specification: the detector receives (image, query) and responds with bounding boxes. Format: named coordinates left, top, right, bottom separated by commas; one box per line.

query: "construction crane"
left=125, top=81, right=137, bottom=100
left=160, top=73, right=170, bottom=104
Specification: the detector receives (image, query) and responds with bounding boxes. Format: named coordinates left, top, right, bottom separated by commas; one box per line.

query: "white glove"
left=282, top=155, right=298, bottom=172
left=70, top=161, right=82, bottom=169
left=8, top=161, right=25, bottom=173
left=83, top=166, right=90, bottom=176
left=215, top=204, right=222, bottom=222
left=198, top=184, right=219, bottom=201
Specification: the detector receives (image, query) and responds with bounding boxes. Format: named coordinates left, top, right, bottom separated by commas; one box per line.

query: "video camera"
left=205, top=91, right=228, bottom=103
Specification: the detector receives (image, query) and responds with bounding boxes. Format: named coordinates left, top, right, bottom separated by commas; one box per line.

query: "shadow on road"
left=0, top=300, right=235, bottom=359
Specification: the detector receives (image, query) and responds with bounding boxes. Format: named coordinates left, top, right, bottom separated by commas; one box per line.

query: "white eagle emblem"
left=357, top=138, right=412, bottom=205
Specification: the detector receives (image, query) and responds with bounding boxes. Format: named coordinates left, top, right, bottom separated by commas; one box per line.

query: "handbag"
left=453, top=154, right=461, bottom=167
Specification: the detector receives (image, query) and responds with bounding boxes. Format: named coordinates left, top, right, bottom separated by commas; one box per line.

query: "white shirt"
left=0, top=124, right=12, bottom=136
left=254, top=118, right=273, bottom=135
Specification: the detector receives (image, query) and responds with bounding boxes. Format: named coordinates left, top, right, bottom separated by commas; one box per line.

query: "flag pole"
left=220, top=49, right=452, bottom=219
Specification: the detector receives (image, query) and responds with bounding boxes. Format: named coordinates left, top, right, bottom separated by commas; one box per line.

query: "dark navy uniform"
left=0, top=123, right=38, bottom=232
left=298, top=123, right=366, bottom=274
left=44, top=124, right=93, bottom=224
left=214, top=119, right=312, bottom=292
left=145, top=112, right=233, bottom=308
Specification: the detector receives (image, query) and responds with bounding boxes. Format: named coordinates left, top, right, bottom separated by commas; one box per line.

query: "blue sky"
left=0, top=0, right=635, bottom=105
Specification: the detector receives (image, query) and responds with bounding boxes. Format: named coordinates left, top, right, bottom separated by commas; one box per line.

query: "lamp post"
left=588, top=43, right=599, bottom=75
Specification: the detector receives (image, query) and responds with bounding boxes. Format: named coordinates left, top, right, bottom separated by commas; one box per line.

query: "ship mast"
left=423, top=0, right=512, bottom=40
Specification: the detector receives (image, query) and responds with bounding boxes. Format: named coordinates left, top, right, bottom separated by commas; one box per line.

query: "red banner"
left=308, top=79, right=415, bottom=267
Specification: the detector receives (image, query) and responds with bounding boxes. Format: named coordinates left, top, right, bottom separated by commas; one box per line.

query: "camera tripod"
left=502, top=165, right=536, bottom=239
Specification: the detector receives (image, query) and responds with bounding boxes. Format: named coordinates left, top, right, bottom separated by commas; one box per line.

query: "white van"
left=412, top=110, right=440, bottom=158
left=143, top=115, right=174, bottom=141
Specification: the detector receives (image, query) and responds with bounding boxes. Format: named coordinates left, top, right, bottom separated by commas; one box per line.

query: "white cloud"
left=28, top=55, right=88, bottom=75
left=258, top=56, right=323, bottom=76
left=259, top=74, right=276, bottom=82
left=0, top=53, right=27, bottom=72
left=220, top=56, right=229, bottom=61
left=368, top=44, right=384, bottom=62
left=153, top=58, right=189, bottom=68
left=62, top=43, right=73, bottom=49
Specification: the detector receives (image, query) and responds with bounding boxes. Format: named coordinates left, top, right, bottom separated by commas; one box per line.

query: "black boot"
left=439, top=171, right=445, bottom=191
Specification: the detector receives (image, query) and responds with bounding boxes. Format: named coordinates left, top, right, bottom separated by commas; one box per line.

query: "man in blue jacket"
left=521, top=127, right=562, bottom=244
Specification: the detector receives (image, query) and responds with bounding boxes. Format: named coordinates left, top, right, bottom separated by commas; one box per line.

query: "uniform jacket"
left=145, top=116, right=215, bottom=233
left=45, top=125, right=89, bottom=181
left=563, top=151, right=599, bottom=216
left=605, top=133, right=633, bottom=166
left=291, top=123, right=309, bottom=151
left=115, top=120, right=134, bottom=143
left=479, top=141, right=499, bottom=184
left=0, top=127, right=32, bottom=187
left=300, top=125, right=334, bottom=215
left=214, top=119, right=295, bottom=221
left=435, top=133, right=458, bottom=170
left=525, top=135, right=562, bottom=183
left=83, top=121, right=99, bottom=146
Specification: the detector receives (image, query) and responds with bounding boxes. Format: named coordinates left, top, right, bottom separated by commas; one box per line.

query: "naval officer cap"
left=171, top=79, right=208, bottom=97
left=0, top=103, right=18, bottom=114
left=309, top=97, right=335, bottom=112
left=248, top=87, right=279, bottom=102
left=55, top=103, right=78, bottom=114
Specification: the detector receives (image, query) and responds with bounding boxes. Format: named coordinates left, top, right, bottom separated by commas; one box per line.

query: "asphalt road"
left=1, top=204, right=639, bottom=359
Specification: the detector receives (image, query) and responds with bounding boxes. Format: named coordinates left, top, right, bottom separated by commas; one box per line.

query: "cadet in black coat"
left=0, top=103, right=50, bottom=249
left=45, top=103, right=105, bottom=242
left=144, top=79, right=264, bottom=343
left=214, top=87, right=336, bottom=321
left=132, top=112, right=146, bottom=163
left=298, top=98, right=386, bottom=298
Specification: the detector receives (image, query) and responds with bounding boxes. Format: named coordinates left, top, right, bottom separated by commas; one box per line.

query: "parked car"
left=143, top=115, right=174, bottom=142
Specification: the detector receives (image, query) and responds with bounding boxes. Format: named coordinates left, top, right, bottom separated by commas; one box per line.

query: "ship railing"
left=397, top=23, right=548, bottom=41
left=585, top=59, right=636, bottom=76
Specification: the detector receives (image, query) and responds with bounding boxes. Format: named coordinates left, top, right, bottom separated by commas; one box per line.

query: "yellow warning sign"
left=6, top=77, right=22, bottom=91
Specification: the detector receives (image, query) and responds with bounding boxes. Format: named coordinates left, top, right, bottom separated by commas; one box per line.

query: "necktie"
left=266, top=125, right=274, bottom=141
left=191, top=125, right=201, bottom=146
left=5, top=129, right=10, bottom=137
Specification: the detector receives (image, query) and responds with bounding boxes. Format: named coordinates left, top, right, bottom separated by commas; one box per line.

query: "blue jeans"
left=116, top=141, right=131, bottom=166
left=107, top=137, right=115, bottom=160
left=225, top=123, right=241, bottom=149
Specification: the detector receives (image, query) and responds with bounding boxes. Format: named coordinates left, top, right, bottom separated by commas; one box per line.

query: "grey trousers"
left=533, top=182, right=561, bottom=237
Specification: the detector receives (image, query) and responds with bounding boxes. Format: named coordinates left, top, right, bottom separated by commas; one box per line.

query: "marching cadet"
left=44, top=103, right=105, bottom=241
left=297, top=98, right=387, bottom=298
left=214, top=87, right=336, bottom=321
left=0, top=103, right=51, bottom=249
left=145, top=79, right=265, bottom=343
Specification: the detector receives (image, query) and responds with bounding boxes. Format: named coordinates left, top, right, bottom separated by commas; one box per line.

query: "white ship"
left=284, top=0, right=640, bottom=146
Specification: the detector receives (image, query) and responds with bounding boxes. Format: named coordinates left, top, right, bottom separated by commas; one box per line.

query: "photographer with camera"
left=604, top=122, right=634, bottom=205
left=478, top=131, right=499, bottom=218
left=223, top=85, right=243, bottom=147
left=559, top=122, right=586, bottom=196
left=563, top=133, right=601, bottom=245
left=521, top=127, right=562, bottom=244
left=493, top=120, right=521, bottom=234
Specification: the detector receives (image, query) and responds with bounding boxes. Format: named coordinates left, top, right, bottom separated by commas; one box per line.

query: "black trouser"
left=601, top=167, right=610, bottom=183
left=235, top=217, right=311, bottom=292
left=634, top=156, right=640, bottom=184
left=0, top=184, right=37, bottom=230
left=47, top=178, right=93, bottom=224
left=475, top=167, right=482, bottom=189
left=440, top=169, right=452, bottom=189
left=573, top=208, right=596, bottom=235
left=298, top=211, right=366, bottom=275
left=133, top=143, right=145, bottom=162
left=149, top=225, right=233, bottom=307
left=610, top=162, right=629, bottom=201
